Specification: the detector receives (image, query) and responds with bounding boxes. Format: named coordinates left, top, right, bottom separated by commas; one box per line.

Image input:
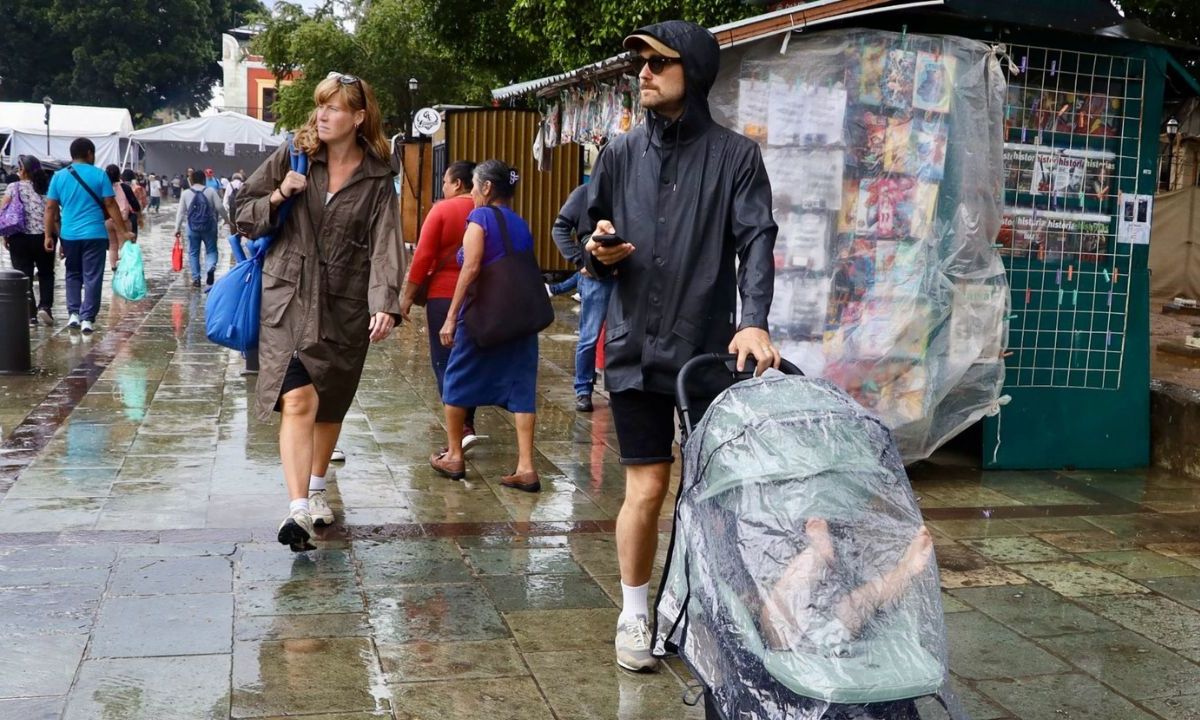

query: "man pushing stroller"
left=582, top=19, right=779, bottom=672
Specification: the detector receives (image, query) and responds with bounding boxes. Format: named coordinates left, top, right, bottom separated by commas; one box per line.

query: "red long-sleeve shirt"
left=406, top=195, right=474, bottom=300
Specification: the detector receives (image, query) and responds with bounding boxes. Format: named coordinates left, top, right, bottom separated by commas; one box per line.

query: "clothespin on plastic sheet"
left=781, top=14, right=796, bottom=55
left=991, top=44, right=1020, bottom=76
left=901, top=24, right=909, bottom=50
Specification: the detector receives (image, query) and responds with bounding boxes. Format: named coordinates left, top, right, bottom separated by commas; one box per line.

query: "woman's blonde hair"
left=294, top=74, right=390, bottom=161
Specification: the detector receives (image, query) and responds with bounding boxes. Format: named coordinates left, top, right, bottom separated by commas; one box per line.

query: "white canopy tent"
left=0, top=101, right=134, bottom=168
left=127, top=111, right=287, bottom=178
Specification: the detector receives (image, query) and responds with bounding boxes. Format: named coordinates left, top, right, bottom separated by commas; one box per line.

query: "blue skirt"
left=442, top=324, right=539, bottom=414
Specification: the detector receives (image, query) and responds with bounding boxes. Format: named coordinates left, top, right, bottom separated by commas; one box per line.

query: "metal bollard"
left=0, top=269, right=32, bottom=374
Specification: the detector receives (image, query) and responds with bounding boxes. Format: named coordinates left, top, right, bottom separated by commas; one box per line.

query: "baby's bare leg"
left=833, top=526, right=933, bottom=638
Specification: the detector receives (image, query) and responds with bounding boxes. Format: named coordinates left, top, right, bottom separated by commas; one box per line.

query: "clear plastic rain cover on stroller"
left=654, top=373, right=966, bottom=720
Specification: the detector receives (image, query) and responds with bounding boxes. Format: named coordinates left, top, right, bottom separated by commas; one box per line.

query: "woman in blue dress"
left=431, top=160, right=541, bottom=492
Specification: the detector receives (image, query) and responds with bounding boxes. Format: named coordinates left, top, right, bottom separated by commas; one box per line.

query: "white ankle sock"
left=619, top=581, right=650, bottom=621
left=289, top=498, right=310, bottom=515
left=309, top=475, right=326, bottom=492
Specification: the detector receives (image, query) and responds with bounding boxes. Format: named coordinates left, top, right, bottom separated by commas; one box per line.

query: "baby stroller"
left=653, top=354, right=967, bottom=720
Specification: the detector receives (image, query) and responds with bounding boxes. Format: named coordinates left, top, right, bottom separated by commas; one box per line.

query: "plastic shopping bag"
left=112, top=241, right=148, bottom=301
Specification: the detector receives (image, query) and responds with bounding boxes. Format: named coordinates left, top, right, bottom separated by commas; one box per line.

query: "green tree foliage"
left=508, top=0, right=758, bottom=70
left=0, top=0, right=262, bottom=122
left=419, top=0, right=556, bottom=88
left=256, top=0, right=554, bottom=130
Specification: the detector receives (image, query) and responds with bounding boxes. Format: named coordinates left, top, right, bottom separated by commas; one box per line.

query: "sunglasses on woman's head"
left=327, top=71, right=363, bottom=88
left=634, top=56, right=680, bottom=75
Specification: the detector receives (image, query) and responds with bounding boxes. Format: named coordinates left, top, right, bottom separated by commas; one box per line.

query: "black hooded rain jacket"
left=585, top=19, right=778, bottom=396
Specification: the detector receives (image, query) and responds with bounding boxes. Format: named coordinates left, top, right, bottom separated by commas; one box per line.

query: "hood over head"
left=624, top=19, right=720, bottom=139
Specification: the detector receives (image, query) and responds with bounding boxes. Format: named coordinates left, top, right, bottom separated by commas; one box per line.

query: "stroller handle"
left=675, top=353, right=803, bottom=437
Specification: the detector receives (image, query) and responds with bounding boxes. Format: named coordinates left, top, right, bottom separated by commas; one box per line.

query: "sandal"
left=501, top=470, right=541, bottom=493
left=430, top=451, right=466, bottom=480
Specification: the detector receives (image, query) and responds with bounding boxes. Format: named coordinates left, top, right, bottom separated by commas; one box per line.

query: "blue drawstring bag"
left=112, top=241, right=148, bottom=301
left=205, top=143, right=307, bottom=352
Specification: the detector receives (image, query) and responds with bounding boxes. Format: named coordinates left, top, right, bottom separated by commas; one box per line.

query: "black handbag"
left=463, top=206, right=554, bottom=348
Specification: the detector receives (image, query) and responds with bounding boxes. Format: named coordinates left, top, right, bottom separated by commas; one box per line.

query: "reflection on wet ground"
left=2, top=216, right=1200, bottom=718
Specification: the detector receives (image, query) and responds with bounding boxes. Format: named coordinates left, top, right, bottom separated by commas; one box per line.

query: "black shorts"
left=609, top=388, right=721, bottom=466
left=276, top=356, right=313, bottom=409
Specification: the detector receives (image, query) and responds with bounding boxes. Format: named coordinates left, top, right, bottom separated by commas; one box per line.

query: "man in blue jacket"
left=551, top=181, right=616, bottom=412
left=584, top=20, right=779, bottom=673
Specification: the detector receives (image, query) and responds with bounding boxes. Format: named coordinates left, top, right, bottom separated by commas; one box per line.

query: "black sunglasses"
left=327, top=71, right=363, bottom=88
left=634, top=56, right=681, bottom=75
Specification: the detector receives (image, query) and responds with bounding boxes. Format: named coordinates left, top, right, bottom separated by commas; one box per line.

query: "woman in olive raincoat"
left=236, top=72, right=406, bottom=552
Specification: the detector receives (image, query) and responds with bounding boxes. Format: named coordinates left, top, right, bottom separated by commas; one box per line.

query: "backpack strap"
left=66, top=166, right=107, bottom=219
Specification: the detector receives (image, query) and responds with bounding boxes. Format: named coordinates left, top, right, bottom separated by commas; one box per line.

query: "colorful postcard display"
left=1005, top=86, right=1124, bottom=140
left=725, top=28, right=1008, bottom=461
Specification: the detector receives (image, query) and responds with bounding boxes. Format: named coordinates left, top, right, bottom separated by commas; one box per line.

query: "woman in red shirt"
left=401, top=161, right=479, bottom=445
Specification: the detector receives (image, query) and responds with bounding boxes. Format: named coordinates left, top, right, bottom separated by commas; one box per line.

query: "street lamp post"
left=407, top=77, right=419, bottom=139
left=1166, top=117, right=1180, bottom=192
left=42, top=96, right=52, bottom=157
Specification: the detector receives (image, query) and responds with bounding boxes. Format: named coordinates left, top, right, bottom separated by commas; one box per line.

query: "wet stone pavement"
left=2, top=213, right=1200, bottom=719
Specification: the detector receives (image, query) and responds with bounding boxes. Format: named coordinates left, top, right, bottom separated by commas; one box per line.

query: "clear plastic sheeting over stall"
left=654, top=374, right=965, bottom=720
left=707, top=29, right=1010, bottom=461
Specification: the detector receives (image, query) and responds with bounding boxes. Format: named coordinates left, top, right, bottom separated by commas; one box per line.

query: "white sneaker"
left=80, top=320, right=94, bottom=335
left=615, top=615, right=659, bottom=672
left=571, top=292, right=582, bottom=303
left=462, top=430, right=481, bottom=453
left=277, top=510, right=316, bottom=552
left=309, top=490, right=335, bottom=526
left=67, top=313, right=81, bottom=329
left=545, top=283, right=553, bottom=297
left=329, top=447, right=346, bottom=463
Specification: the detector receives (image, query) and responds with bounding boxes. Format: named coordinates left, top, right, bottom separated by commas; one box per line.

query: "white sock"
left=619, top=581, right=650, bottom=621
left=309, top=475, right=326, bottom=492
left=289, top=498, right=310, bottom=515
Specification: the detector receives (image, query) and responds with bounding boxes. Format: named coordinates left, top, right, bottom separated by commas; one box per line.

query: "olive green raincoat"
left=236, top=142, right=406, bottom=423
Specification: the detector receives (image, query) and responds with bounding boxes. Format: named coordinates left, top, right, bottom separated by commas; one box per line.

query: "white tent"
left=0, top=101, right=134, bottom=167
left=128, top=111, right=287, bottom=178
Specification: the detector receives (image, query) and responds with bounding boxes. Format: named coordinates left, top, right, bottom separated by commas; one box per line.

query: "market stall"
left=494, top=0, right=1198, bottom=470
left=126, top=111, right=286, bottom=178
left=0, top=101, right=133, bottom=167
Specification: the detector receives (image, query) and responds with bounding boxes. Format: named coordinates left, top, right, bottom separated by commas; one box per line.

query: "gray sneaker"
left=615, top=615, right=659, bottom=672
left=277, top=510, right=316, bottom=552
left=309, top=490, right=334, bottom=526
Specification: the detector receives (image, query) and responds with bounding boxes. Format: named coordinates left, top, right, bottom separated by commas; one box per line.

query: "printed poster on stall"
left=1117, top=193, right=1153, bottom=245
left=998, top=207, right=1111, bottom=262
left=1005, top=143, right=1115, bottom=210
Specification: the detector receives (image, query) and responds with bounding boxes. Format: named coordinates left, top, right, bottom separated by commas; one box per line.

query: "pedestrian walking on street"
left=44, top=138, right=134, bottom=335
left=108, top=166, right=143, bottom=242
left=235, top=71, right=405, bottom=552
left=400, top=160, right=481, bottom=451
left=584, top=21, right=779, bottom=673
left=104, top=164, right=138, bottom=264
left=175, top=169, right=229, bottom=290
left=551, top=180, right=615, bottom=413
left=224, top=172, right=244, bottom=232
left=1, top=155, right=55, bottom=326
left=148, top=173, right=162, bottom=213
left=129, top=170, right=149, bottom=224
left=430, top=160, right=542, bottom=492
left=171, top=173, right=181, bottom=200
left=204, top=168, right=221, bottom=194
